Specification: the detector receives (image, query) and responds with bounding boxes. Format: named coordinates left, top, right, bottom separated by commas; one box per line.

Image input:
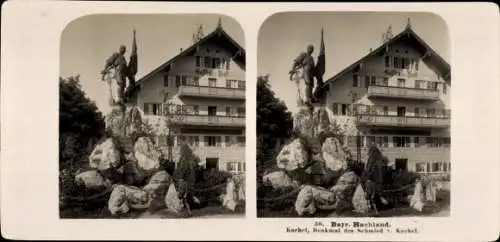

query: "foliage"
left=257, top=75, right=294, bottom=177
left=59, top=75, right=106, bottom=172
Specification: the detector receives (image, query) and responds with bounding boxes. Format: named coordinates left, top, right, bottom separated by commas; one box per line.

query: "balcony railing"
left=178, top=85, right=245, bottom=100
left=367, top=85, right=440, bottom=101
left=357, top=114, right=450, bottom=128
left=167, top=114, right=245, bottom=127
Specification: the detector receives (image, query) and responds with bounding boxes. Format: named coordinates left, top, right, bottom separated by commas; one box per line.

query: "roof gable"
left=322, top=26, right=450, bottom=89
left=124, top=26, right=245, bottom=100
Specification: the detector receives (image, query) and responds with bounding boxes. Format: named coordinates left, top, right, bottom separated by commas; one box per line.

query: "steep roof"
left=125, top=24, right=245, bottom=98
left=320, top=25, right=451, bottom=91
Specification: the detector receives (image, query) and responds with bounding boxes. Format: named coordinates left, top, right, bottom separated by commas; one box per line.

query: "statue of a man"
left=289, top=45, right=316, bottom=106
left=101, top=45, right=128, bottom=105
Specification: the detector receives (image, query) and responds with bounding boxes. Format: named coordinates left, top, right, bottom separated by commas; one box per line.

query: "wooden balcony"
left=178, top=85, right=245, bottom=100
left=357, top=114, right=450, bottom=128
left=367, top=85, right=440, bottom=101
left=167, top=114, right=245, bottom=128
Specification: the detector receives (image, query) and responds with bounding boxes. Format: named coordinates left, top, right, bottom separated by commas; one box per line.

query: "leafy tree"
left=256, top=75, right=293, bottom=178
left=59, top=75, right=106, bottom=172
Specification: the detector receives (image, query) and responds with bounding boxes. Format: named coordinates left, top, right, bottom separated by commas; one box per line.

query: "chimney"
left=369, top=48, right=373, bottom=52
left=180, top=48, right=183, bottom=52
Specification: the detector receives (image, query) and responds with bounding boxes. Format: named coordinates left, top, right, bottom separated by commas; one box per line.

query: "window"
left=226, top=59, right=231, bottom=70
left=432, top=163, right=440, bottom=172
left=332, top=103, right=339, bottom=115
left=397, top=78, right=406, bottom=88
left=225, top=136, right=231, bottom=146
left=145, top=103, right=161, bottom=115
left=341, top=104, right=348, bottom=116
left=432, top=82, right=438, bottom=90
left=226, top=107, right=231, bottom=116
left=193, top=105, right=199, bottom=115
left=382, top=77, right=389, bottom=86
left=393, top=57, right=401, bottom=69
left=237, top=136, right=245, bottom=147
left=414, top=137, right=421, bottom=147
left=364, top=76, right=370, bottom=88
left=402, top=58, right=410, bottom=69
left=353, top=75, right=358, bottom=87
left=366, top=136, right=375, bottom=147
left=426, top=108, right=436, bottom=118
left=175, top=76, right=181, bottom=87
left=188, top=136, right=199, bottom=147
left=416, top=163, right=427, bottom=173
left=415, top=80, right=424, bottom=89
left=205, top=136, right=218, bottom=147
left=237, top=107, right=245, bottom=117
left=213, top=58, right=221, bottom=69
left=393, top=136, right=411, bottom=148
left=204, top=56, right=210, bottom=68
left=208, top=78, right=217, bottom=87
left=196, top=56, right=201, bottom=67
left=192, top=76, right=199, bottom=86
left=370, top=76, right=377, bottom=85
left=181, top=76, right=187, bottom=86
left=216, top=136, right=222, bottom=147
left=384, top=56, right=390, bottom=67
left=163, top=75, right=169, bottom=87
left=415, top=60, right=419, bottom=71
left=226, top=162, right=237, bottom=172
left=144, top=103, right=150, bottom=115
left=226, top=80, right=232, bottom=88
left=208, top=106, right=217, bottom=116
left=238, top=80, right=245, bottom=89
left=443, top=137, right=451, bottom=148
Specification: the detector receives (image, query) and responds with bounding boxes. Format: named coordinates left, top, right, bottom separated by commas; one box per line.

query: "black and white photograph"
left=59, top=14, right=246, bottom=219
left=257, top=12, right=451, bottom=218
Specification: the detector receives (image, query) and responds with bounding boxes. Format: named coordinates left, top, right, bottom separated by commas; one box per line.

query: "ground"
left=257, top=182, right=450, bottom=218
left=60, top=201, right=246, bottom=219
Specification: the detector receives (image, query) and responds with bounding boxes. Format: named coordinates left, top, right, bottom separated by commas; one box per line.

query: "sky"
left=258, top=12, right=450, bottom=114
left=60, top=14, right=244, bottom=114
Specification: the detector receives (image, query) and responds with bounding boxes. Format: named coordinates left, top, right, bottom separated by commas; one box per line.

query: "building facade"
left=128, top=20, right=246, bottom=174
left=317, top=22, right=451, bottom=176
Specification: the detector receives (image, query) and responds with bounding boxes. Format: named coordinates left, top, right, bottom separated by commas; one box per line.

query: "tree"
left=59, top=75, right=106, bottom=172
left=256, top=75, right=293, bottom=177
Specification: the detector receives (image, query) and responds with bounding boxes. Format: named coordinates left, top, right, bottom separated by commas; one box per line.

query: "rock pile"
left=72, top=104, right=242, bottom=217
left=263, top=106, right=370, bottom=216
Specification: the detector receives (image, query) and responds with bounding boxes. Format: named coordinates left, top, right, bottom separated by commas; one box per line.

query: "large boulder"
left=295, top=185, right=336, bottom=216
left=142, top=170, right=172, bottom=209
left=330, top=171, right=360, bottom=212
left=88, top=138, right=121, bottom=171
left=164, top=183, right=185, bottom=214
left=105, top=106, right=143, bottom=139
left=276, top=138, right=309, bottom=171
left=108, top=184, right=149, bottom=215
left=222, top=178, right=238, bottom=211
left=322, top=137, right=349, bottom=172
left=263, top=171, right=298, bottom=190
left=74, top=170, right=112, bottom=190
left=293, top=107, right=331, bottom=139
left=352, top=184, right=370, bottom=213
left=134, top=137, right=162, bottom=172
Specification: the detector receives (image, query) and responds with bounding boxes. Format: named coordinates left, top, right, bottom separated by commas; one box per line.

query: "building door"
left=397, top=106, right=406, bottom=117
left=206, top=158, right=219, bottom=170
left=208, top=106, right=217, bottom=116
left=395, top=158, right=408, bottom=172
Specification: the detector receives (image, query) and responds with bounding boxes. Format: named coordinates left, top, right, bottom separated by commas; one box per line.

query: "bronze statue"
left=101, top=29, right=138, bottom=106
left=289, top=45, right=317, bottom=107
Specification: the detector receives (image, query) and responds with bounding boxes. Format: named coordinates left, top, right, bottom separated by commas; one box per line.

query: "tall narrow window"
left=226, top=107, right=231, bottom=116
left=370, top=76, right=377, bottom=85
left=382, top=77, right=389, bottom=86
left=204, top=56, right=210, bottom=68
left=196, top=56, right=201, bottom=67
left=181, top=76, right=187, bottom=86
left=383, top=106, right=389, bottom=116
left=332, top=103, right=339, bottom=115
left=397, top=78, right=406, bottom=88
left=226, top=59, right=231, bottom=70
left=226, top=80, right=232, bottom=88
left=237, top=107, right=245, bottom=117
left=193, top=105, right=199, bottom=115
left=384, top=56, right=390, bottom=67
left=208, top=78, right=216, bottom=87
left=393, top=57, right=401, bottom=69
left=175, top=76, right=181, bottom=88
left=364, top=76, right=370, bottom=88
left=163, top=75, right=169, bottom=87
left=238, top=80, right=245, bottom=89
left=341, top=104, right=348, bottom=116
left=353, top=75, right=358, bottom=87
